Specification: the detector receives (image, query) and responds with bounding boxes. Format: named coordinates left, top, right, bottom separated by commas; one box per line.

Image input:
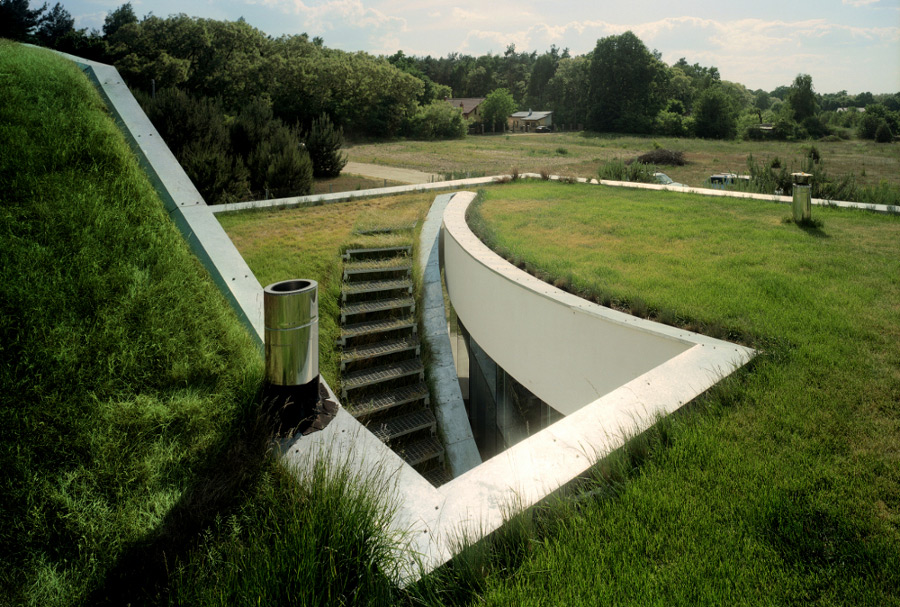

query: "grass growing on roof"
left=457, top=180, right=900, bottom=605
left=0, top=42, right=401, bottom=606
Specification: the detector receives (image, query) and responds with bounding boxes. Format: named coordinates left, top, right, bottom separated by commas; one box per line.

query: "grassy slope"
left=0, top=41, right=265, bottom=604
left=0, top=43, right=403, bottom=606
left=347, top=132, right=900, bottom=190
left=464, top=181, right=900, bottom=605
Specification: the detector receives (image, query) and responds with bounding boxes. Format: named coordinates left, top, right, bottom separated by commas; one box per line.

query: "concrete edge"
left=418, top=194, right=482, bottom=477
left=58, top=51, right=266, bottom=341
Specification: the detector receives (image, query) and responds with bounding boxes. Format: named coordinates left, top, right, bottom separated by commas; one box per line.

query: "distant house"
left=508, top=110, right=553, bottom=132
left=445, top=98, right=485, bottom=122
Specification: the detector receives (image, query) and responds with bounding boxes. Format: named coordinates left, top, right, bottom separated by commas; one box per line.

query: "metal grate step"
left=341, top=358, right=424, bottom=397
left=343, top=245, right=412, bottom=260
left=397, top=436, right=444, bottom=467
left=340, top=297, right=414, bottom=322
left=343, top=383, right=430, bottom=418
left=337, top=316, right=416, bottom=345
left=341, top=278, right=412, bottom=301
left=341, top=337, right=420, bottom=370
left=344, top=258, right=411, bottom=280
left=369, top=409, right=436, bottom=442
left=422, top=466, right=453, bottom=488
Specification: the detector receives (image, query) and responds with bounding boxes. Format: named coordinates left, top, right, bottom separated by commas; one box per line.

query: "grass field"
left=459, top=181, right=900, bottom=605
left=348, top=131, right=900, bottom=190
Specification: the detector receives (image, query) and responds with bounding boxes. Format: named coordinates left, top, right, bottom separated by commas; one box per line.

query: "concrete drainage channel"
left=338, top=228, right=450, bottom=486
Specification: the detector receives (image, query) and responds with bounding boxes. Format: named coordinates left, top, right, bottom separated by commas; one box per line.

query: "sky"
left=64, top=0, right=900, bottom=94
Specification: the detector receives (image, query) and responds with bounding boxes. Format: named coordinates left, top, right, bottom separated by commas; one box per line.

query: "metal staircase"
left=338, top=238, right=451, bottom=486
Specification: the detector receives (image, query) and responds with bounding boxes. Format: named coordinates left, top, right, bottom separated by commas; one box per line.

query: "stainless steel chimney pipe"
left=792, top=172, right=812, bottom=222
left=264, top=279, right=319, bottom=389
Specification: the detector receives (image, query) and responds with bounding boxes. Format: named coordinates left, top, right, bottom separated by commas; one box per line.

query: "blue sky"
left=65, top=0, right=900, bottom=94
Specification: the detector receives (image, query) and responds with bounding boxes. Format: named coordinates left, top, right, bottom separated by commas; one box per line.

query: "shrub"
left=304, top=113, right=348, bottom=178
left=636, top=149, right=685, bottom=166
left=654, top=110, right=685, bottom=137
left=875, top=121, right=894, bottom=143
left=409, top=101, right=467, bottom=140
left=598, top=158, right=656, bottom=183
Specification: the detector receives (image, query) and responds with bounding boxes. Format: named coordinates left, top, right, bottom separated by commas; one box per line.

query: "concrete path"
left=344, top=161, right=440, bottom=185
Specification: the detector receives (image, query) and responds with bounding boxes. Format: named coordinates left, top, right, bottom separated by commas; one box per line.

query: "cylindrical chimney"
left=792, top=172, right=812, bottom=222
left=264, top=279, right=319, bottom=408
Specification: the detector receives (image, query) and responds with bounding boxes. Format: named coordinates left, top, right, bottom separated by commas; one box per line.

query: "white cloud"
left=254, top=0, right=407, bottom=33
left=842, top=0, right=880, bottom=6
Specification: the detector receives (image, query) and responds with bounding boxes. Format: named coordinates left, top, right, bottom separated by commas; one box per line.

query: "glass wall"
left=458, top=320, right=563, bottom=461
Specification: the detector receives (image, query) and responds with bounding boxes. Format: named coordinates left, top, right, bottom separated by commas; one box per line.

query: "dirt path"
left=344, top=161, right=441, bottom=185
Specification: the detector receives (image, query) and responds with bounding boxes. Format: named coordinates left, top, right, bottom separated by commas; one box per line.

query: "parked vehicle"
left=707, top=173, right=751, bottom=189
left=653, top=172, right=686, bottom=187
left=535, top=125, right=552, bottom=133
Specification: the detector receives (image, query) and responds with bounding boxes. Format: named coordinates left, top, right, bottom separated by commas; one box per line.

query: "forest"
left=3, top=0, right=898, bottom=203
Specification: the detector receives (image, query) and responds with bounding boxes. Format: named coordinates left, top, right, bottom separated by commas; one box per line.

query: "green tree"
left=410, top=101, right=467, bottom=140
left=787, top=74, right=817, bottom=122
left=102, top=3, right=136, bottom=38
left=0, top=0, right=47, bottom=41
left=481, top=88, right=517, bottom=132
left=249, top=124, right=312, bottom=198
left=303, top=113, right=347, bottom=178
left=34, top=2, right=73, bottom=47
left=693, top=86, right=738, bottom=139
left=588, top=31, right=669, bottom=133
left=546, top=56, right=590, bottom=128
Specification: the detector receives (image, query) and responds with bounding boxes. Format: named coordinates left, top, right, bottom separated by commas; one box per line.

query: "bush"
left=409, top=101, right=467, bottom=140
left=304, top=113, right=348, bottom=178
left=875, top=121, right=894, bottom=143
left=654, top=110, right=686, bottom=137
left=598, top=158, right=656, bottom=183
left=636, top=149, right=685, bottom=166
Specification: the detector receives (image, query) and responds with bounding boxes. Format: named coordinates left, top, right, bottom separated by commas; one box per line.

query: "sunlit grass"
left=456, top=180, right=900, bottom=605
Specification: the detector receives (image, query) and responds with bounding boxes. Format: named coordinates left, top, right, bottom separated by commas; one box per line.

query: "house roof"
left=445, top=98, right=485, bottom=115
left=509, top=110, right=553, bottom=121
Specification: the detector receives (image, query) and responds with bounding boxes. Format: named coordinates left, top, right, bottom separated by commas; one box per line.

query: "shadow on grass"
left=84, top=390, right=273, bottom=605
left=784, top=216, right=829, bottom=238
left=84, top=382, right=334, bottom=606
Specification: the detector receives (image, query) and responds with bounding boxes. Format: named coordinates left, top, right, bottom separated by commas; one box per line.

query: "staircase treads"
left=369, top=409, right=436, bottom=442
left=341, top=337, right=420, bottom=369
left=343, top=245, right=412, bottom=260
left=341, top=358, right=424, bottom=394
left=341, top=278, right=412, bottom=299
left=397, top=435, right=444, bottom=467
left=340, top=297, right=415, bottom=322
left=338, top=316, right=416, bottom=344
left=343, top=258, right=411, bottom=279
left=343, top=383, right=429, bottom=418
left=422, top=466, right=453, bottom=488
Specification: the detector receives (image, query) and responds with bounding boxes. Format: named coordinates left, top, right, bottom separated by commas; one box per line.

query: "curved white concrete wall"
left=442, top=192, right=744, bottom=416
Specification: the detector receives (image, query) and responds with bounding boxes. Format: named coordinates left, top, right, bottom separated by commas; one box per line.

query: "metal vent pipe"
left=792, top=172, right=812, bottom=222
left=264, top=279, right=319, bottom=406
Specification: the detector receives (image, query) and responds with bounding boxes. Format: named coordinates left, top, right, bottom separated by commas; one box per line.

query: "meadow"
left=347, top=131, right=900, bottom=191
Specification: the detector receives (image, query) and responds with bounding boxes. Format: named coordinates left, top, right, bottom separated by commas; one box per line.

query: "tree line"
left=3, top=0, right=896, bottom=202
